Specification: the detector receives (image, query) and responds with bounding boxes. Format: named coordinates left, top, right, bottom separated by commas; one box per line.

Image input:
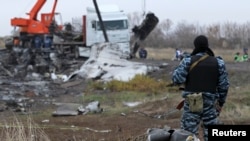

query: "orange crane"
left=11, top=0, right=60, bottom=34
left=8, top=0, right=62, bottom=48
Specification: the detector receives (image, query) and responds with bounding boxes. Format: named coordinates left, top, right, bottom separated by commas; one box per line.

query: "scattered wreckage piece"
left=52, top=103, right=82, bottom=116
left=123, top=101, right=142, bottom=107
left=0, top=62, right=14, bottom=77
left=147, top=126, right=200, bottom=141
left=0, top=80, right=50, bottom=110
left=130, top=12, right=159, bottom=58
left=2, top=45, right=64, bottom=79
left=60, top=79, right=84, bottom=88
left=52, top=101, right=103, bottom=116
left=132, top=12, right=159, bottom=41
left=65, top=42, right=157, bottom=82
left=1, top=95, right=35, bottom=113
left=3, top=47, right=73, bottom=83
left=0, top=79, right=56, bottom=113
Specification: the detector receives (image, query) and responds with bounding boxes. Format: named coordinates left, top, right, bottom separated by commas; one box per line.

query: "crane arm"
left=28, top=0, right=46, bottom=20
left=50, top=0, right=58, bottom=21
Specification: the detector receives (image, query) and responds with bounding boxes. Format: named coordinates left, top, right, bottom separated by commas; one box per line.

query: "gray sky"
left=1, top=0, right=250, bottom=36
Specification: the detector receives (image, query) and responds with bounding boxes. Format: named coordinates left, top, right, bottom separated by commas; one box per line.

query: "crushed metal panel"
left=101, top=65, right=147, bottom=82
left=60, top=80, right=84, bottom=88
left=52, top=103, right=82, bottom=116
left=52, top=101, right=103, bottom=116
left=66, top=42, right=148, bottom=82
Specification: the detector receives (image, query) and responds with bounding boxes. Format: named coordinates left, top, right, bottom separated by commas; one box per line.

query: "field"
left=0, top=47, right=250, bottom=141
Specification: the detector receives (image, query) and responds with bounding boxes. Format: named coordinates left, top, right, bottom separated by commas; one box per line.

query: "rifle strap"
left=189, top=54, right=209, bottom=72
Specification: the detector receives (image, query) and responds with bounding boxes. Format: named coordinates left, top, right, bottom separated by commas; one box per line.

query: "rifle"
left=176, top=99, right=184, bottom=110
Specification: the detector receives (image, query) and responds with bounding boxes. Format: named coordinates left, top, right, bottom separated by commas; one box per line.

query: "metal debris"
left=52, top=101, right=103, bottom=116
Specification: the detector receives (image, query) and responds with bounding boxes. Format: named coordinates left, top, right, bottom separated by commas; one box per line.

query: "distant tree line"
left=128, top=12, right=250, bottom=49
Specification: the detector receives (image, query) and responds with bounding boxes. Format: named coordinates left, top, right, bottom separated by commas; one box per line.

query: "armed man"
left=171, top=35, right=229, bottom=141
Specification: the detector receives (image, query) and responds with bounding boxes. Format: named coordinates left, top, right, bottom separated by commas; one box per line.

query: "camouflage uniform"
left=172, top=53, right=229, bottom=141
left=172, top=52, right=229, bottom=141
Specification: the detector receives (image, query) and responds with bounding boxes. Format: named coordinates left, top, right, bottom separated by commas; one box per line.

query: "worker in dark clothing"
left=44, top=36, right=52, bottom=48
left=172, top=35, right=229, bottom=141
left=42, top=36, right=53, bottom=62
left=139, top=47, right=147, bottom=59
left=242, top=47, right=248, bottom=61
left=13, top=36, right=20, bottom=47
left=34, top=36, right=42, bottom=48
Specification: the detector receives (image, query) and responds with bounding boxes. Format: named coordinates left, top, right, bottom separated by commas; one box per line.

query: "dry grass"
left=220, top=84, right=250, bottom=123
left=105, top=74, right=168, bottom=94
left=0, top=115, right=50, bottom=141
left=146, top=47, right=242, bottom=63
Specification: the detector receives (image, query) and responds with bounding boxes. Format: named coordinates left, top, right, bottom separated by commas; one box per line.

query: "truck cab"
left=80, top=5, right=131, bottom=58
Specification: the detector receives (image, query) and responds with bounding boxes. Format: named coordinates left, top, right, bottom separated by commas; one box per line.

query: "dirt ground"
left=0, top=48, right=250, bottom=141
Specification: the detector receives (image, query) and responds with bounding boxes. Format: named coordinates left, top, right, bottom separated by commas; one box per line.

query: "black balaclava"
left=191, top=35, right=214, bottom=56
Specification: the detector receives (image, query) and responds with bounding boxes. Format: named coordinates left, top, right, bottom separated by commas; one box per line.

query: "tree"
left=173, top=21, right=198, bottom=49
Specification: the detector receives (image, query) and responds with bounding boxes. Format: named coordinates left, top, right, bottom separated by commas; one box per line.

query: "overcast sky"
left=1, top=0, right=250, bottom=36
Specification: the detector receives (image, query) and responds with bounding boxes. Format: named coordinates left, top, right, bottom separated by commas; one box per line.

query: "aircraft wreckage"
left=0, top=0, right=161, bottom=117
left=0, top=41, right=167, bottom=114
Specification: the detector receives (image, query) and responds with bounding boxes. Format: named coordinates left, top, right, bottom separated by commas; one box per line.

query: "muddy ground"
left=0, top=48, right=250, bottom=141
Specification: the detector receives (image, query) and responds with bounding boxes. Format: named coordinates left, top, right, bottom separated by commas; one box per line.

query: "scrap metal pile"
left=0, top=42, right=164, bottom=114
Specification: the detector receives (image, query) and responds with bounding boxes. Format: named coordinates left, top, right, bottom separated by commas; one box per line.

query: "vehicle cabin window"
left=91, top=21, right=96, bottom=28
left=96, top=20, right=128, bottom=30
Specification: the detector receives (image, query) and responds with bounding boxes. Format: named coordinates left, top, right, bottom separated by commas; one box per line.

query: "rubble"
left=0, top=42, right=165, bottom=115
left=2, top=42, right=161, bottom=82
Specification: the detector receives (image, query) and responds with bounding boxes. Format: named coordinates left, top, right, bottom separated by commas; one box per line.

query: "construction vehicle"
left=6, top=0, right=158, bottom=60
left=52, top=2, right=131, bottom=59
left=53, top=2, right=158, bottom=59
left=5, top=0, right=132, bottom=66
left=5, top=0, right=62, bottom=49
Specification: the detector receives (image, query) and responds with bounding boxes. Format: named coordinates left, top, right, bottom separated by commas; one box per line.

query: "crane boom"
left=50, top=0, right=58, bottom=22
left=10, top=0, right=59, bottom=34
left=29, top=0, right=46, bottom=20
